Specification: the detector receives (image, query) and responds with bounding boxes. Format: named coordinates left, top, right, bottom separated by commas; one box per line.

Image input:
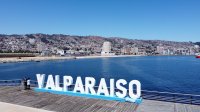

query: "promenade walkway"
left=138, top=99, right=200, bottom=112
left=0, top=86, right=137, bottom=112
left=0, top=86, right=200, bottom=112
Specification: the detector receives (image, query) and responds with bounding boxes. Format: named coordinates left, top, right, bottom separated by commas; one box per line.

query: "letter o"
left=129, top=80, right=141, bottom=99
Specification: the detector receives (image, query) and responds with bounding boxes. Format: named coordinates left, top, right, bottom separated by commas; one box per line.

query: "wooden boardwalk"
left=0, top=86, right=200, bottom=112
left=0, top=86, right=137, bottom=112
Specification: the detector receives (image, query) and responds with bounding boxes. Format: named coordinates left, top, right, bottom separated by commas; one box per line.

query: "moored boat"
left=196, top=53, right=200, bottom=58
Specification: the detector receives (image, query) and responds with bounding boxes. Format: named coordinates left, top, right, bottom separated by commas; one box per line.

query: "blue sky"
left=0, top=0, right=200, bottom=42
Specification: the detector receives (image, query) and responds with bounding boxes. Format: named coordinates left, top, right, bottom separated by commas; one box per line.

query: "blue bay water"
left=0, top=56, right=200, bottom=94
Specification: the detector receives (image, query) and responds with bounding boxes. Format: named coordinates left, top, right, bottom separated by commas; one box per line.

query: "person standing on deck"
left=27, top=78, right=31, bottom=90
left=23, top=77, right=27, bottom=90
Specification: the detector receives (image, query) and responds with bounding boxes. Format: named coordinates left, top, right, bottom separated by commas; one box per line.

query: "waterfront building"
left=138, top=47, right=147, bottom=55
left=156, top=46, right=164, bottom=55
left=41, top=50, right=51, bottom=56
left=66, top=50, right=75, bottom=55
left=121, top=47, right=139, bottom=55
left=121, top=47, right=131, bottom=55
left=101, top=41, right=115, bottom=56
left=176, top=48, right=190, bottom=55
left=131, top=47, right=139, bottom=55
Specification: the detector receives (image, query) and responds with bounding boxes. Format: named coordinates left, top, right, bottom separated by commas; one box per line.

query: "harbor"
left=0, top=55, right=200, bottom=112
left=1, top=56, right=200, bottom=94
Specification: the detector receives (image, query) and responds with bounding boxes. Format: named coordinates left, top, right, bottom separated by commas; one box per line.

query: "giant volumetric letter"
left=129, top=80, right=141, bottom=99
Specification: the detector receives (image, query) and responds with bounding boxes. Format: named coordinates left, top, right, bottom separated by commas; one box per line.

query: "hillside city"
left=0, top=34, right=199, bottom=56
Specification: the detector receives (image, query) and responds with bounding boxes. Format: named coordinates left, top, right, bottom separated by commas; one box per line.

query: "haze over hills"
left=0, top=34, right=199, bottom=56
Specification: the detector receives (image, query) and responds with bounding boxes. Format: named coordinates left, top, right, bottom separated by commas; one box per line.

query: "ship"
left=196, top=53, right=200, bottom=58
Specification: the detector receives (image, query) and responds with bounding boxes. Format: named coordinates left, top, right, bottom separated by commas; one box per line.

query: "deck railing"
left=141, top=90, right=200, bottom=105
left=0, top=79, right=22, bottom=86
left=0, top=79, right=200, bottom=105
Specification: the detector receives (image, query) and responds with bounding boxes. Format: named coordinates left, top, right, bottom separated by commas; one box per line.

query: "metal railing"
left=1, top=79, right=200, bottom=105
left=141, top=90, right=200, bottom=105
left=0, top=79, right=22, bottom=86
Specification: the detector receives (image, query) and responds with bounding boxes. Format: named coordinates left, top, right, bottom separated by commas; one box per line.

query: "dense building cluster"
left=0, top=34, right=199, bottom=56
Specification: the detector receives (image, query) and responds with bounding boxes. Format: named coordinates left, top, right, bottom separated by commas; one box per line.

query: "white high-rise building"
left=101, top=41, right=115, bottom=56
